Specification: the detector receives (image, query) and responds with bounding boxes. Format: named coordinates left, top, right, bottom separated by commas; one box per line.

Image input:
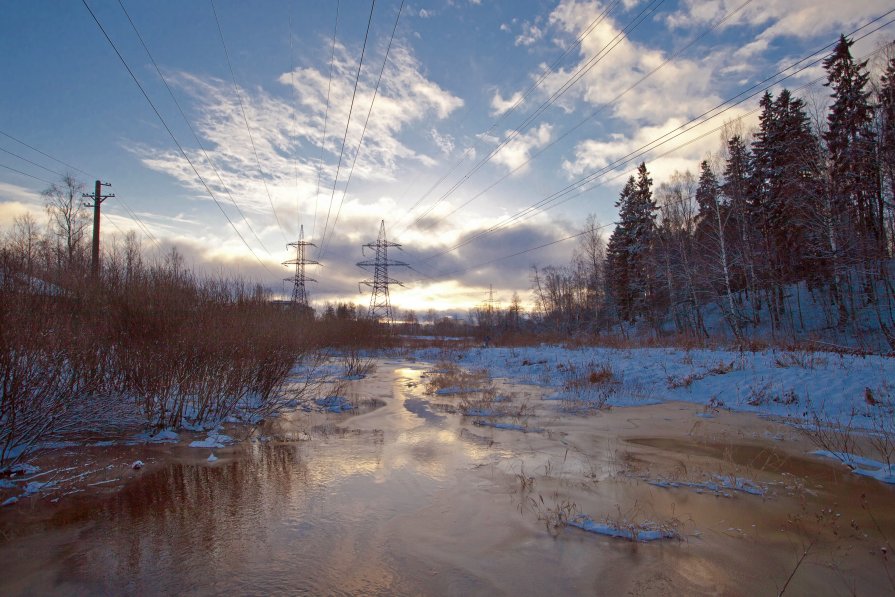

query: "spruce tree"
left=823, top=34, right=883, bottom=258
left=721, top=135, right=755, bottom=300
left=605, top=163, right=657, bottom=323
left=751, top=89, right=822, bottom=285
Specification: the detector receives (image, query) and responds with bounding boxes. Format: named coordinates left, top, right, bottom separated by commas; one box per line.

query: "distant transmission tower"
left=283, top=225, right=319, bottom=308
left=357, top=220, right=408, bottom=323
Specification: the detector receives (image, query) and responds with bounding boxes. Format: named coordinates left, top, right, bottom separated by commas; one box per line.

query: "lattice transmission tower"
left=283, top=225, right=319, bottom=309
left=357, top=220, right=408, bottom=323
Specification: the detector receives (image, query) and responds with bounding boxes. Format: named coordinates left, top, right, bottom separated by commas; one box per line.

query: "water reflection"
left=3, top=359, right=894, bottom=595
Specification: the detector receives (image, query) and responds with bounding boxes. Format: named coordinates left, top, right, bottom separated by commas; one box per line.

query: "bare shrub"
left=866, top=385, right=895, bottom=468
left=425, top=362, right=489, bottom=395
left=342, top=349, right=376, bottom=378
left=801, top=406, right=861, bottom=464
left=0, top=237, right=334, bottom=468
left=558, top=361, right=619, bottom=412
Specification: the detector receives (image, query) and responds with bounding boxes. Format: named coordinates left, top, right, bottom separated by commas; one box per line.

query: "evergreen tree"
left=721, top=134, right=756, bottom=299
left=605, top=163, right=657, bottom=323
left=823, top=34, right=883, bottom=258
left=751, top=89, right=823, bottom=285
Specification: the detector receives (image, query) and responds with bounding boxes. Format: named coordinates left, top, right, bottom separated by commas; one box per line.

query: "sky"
left=1, top=0, right=894, bottom=315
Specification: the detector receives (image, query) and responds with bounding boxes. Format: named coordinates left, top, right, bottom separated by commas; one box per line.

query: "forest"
left=525, top=36, right=895, bottom=350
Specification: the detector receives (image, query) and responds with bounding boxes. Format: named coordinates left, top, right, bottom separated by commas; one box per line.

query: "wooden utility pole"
left=83, top=180, right=114, bottom=277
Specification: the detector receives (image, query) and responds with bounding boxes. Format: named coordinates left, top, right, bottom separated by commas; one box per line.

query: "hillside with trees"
left=530, top=36, right=895, bottom=351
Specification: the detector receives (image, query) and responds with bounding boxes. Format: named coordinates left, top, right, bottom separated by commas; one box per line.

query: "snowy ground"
left=416, top=345, right=893, bottom=424
left=412, top=344, right=895, bottom=484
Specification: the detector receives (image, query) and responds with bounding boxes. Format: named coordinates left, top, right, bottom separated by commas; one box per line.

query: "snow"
left=23, top=481, right=55, bottom=495
left=434, top=386, right=485, bottom=396
left=438, top=345, right=894, bottom=426
left=473, top=420, right=543, bottom=433
left=569, top=515, right=677, bottom=542
left=9, top=463, right=39, bottom=475
left=189, top=433, right=234, bottom=449
left=647, top=475, right=765, bottom=496
left=311, top=396, right=354, bottom=413
left=132, top=429, right=179, bottom=443
left=1, top=497, right=18, bottom=507
left=207, top=452, right=218, bottom=463
left=461, top=408, right=501, bottom=417
left=811, top=450, right=895, bottom=484
left=131, top=461, right=144, bottom=470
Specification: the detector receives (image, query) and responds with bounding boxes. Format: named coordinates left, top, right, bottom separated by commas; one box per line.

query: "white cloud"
left=515, top=22, right=544, bottom=47
left=430, top=128, right=456, bottom=155
left=136, top=43, right=462, bottom=244
left=500, top=23, right=511, bottom=32
left=544, top=0, right=722, bottom=125
left=666, top=0, right=892, bottom=41
left=490, top=89, right=525, bottom=116
left=560, top=110, right=756, bottom=184
left=491, top=123, right=553, bottom=173
left=419, top=8, right=432, bottom=18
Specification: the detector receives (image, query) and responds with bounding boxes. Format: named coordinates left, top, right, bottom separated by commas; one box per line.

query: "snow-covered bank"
left=417, top=345, right=893, bottom=425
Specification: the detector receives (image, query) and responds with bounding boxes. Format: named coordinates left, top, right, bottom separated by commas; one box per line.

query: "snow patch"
left=812, top=450, right=895, bottom=484
left=569, top=515, right=677, bottom=542
left=189, top=433, right=234, bottom=449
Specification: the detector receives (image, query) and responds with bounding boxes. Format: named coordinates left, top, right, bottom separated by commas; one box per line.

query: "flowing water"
left=1, top=358, right=894, bottom=595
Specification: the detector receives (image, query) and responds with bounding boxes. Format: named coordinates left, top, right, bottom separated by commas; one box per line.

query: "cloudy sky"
left=1, top=0, right=893, bottom=313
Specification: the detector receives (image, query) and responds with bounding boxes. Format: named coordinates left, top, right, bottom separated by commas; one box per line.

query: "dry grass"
left=557, top=361, right=620, bottom=412
left=424, top=361, right=490, bottom=396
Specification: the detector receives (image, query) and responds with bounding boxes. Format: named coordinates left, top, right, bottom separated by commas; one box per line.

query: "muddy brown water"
left=1, top=358, right=894, bottom=595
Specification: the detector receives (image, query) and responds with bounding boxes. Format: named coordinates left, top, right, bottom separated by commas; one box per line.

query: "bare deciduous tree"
left=43, top=174, right=88, bottom=268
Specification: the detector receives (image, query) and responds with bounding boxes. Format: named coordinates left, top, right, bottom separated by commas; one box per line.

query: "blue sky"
left=1, top=0, right=894, bottom=313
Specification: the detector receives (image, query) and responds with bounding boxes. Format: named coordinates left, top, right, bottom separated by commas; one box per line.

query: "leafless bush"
left=801, top=406, right=861, bottom=464
left=0, top=238, right=330, bottom=468
left=866, top=385, right=895, bottom=468
left=425, top=362, right=489, bottom=395
left=342, top=349, right=376, bottom=378
left=557, top=361, right=619, bottom=412
left=774, top=350, right=828, bottom=370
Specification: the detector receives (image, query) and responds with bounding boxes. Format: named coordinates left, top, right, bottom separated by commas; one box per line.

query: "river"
left=1, top=357, right=893, bottom=595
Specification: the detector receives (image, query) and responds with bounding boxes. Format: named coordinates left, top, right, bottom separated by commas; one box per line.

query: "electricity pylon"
left=357, top=220, right=408, bottom=323
left=283, top=225, right=319, bottom=308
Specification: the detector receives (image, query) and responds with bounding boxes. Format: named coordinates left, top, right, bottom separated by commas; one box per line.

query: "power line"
left=397, top=0, right=667, bottom=236
left=419, top=13, right=895, bottom=265
left=210, top=0, right=289, bottom=243
left=440, top=221, right=615, bottom=280
left=288, top=3, right=300, bottom=230
left=312, top=0, right=340, bottom=241
left=0, top=162, right=53, bottom=185
left=390, top=0, right=624, bottom=232
left=320, top=0, right=405, bottom=259
left=426, top=0, right=756, bottom=232
left=113, top=199, right=164, bottom=250
left=116, top=0, right=274, bottom=259
left=0, top=130, right=91, bottom=177
left=0, top=146, right=66, bottom=179
left=80, top=0, right=275, bottom=275
left=0, top=128, right=164, bottom=250
left=417, top=32, right=895, bottom=284
left=317, top=0, right=377, bottom=256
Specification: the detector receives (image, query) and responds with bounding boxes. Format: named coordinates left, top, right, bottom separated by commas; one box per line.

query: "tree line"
left=530, top=36, right=895, bottom=350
